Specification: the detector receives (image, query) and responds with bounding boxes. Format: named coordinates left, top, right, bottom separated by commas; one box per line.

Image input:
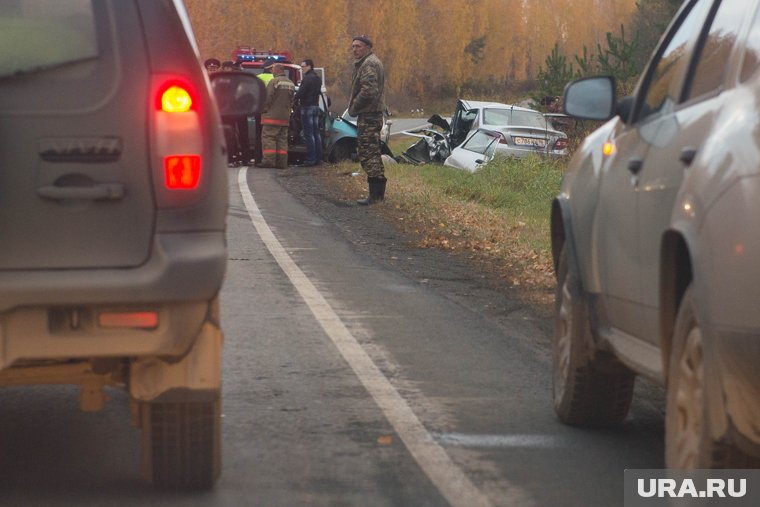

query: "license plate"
left=514, top=137, right=546, bottom=148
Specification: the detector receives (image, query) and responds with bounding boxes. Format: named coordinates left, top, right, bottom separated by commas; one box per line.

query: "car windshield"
left=0, top=0, right=98, bottom=79
left=483, top=108, right=547, bottom=129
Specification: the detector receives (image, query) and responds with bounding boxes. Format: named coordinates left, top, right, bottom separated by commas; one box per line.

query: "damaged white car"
left=398, top=100, right=569, bottom=171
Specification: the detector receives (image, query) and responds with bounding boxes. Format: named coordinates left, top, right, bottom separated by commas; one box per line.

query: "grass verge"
left=319, top=154, right=564, bottom=308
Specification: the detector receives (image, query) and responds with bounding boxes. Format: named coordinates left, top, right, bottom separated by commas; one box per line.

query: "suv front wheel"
left=552, top=245, right=635, bottom=426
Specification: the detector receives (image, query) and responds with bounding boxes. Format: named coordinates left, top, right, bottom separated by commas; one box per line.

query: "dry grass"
left=317, top=156, right=562, bottom=308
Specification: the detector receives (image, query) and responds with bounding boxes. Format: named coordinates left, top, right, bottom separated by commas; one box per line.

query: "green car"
left=324, top=109, right=394, bottom=163
left=244, top=102, right=392, bottom=165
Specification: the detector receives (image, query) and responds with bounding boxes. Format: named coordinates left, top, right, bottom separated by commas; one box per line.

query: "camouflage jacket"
left=348, top=52, right=386, bottom=116
left=262, top=74, right=295, bottom=126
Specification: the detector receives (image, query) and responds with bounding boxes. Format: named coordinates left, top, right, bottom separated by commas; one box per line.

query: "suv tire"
left=552, top=245, right=635, bottom=426
left=141, top=396, right=221, bottom=490
left=665, top=285, right=760, bottom=468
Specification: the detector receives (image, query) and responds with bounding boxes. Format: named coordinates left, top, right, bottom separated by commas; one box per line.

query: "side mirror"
left=563, top=76, right=616, bottom=121
left=210, top=71, right=267, bottom=118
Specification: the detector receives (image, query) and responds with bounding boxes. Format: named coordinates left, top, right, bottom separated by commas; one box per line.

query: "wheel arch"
left=551, top=197, right=580, bottom=282
left=327, top=137, right=357, bottom=162
left=659, top=229, right=693, bottom=382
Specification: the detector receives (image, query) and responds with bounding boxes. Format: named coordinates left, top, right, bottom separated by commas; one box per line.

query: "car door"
left=0, top=0, right=155, bottom=270
left=449, top=100, right=478, bottom=148
left=595, top=0, right=713, bottom=338
left=444, top=129, right=499, bottom=172
left=636, top=0, right=746, bottom=336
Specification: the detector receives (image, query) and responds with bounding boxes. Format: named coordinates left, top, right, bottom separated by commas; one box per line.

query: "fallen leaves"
left=315, top=163, right=556, bottom=308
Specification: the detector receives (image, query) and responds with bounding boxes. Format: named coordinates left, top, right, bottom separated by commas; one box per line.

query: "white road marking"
left=435, top=433, right=561, bottom=448
left=237, top=168, right=500, bottom=507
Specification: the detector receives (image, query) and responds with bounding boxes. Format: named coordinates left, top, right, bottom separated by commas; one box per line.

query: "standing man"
left=348, top=35, right=386, bottom=205
left=252, top=58, right=278, bottom=164
left=259, top=63, right=295, bottom=169
left=294, top=58, right=323, bottom=166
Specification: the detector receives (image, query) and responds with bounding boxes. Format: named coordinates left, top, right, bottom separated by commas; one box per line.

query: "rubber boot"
left=357, top=176, right=386, bottom=206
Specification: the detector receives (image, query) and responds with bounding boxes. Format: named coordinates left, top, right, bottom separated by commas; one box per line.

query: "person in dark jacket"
left=294, top=59, right=323, bottom=166
left=348, top=35, right=386, bottom=205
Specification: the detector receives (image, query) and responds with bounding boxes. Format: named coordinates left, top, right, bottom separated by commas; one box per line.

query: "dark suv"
left=553, top=0, right=760, bottom=468
left=0, top=0, right=263, bottom=489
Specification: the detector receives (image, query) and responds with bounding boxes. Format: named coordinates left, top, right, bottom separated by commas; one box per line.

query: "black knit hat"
left=262, top=57, right=277, bottom=69
left=352, top=35, right=373, bottom=47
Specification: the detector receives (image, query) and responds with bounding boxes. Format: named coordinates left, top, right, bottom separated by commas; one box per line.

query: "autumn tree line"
left=184, top=0, right=681, bottom=112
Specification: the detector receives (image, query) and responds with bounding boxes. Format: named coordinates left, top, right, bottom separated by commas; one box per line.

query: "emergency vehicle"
left=231, top=46, right=301, bottom=85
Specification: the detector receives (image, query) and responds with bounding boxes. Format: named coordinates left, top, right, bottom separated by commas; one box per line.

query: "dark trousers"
left=300, top=105, right=323, bottom=164
left=222, top=116, right=251, bottom=164
left=236, top=118, right=251, bottom=164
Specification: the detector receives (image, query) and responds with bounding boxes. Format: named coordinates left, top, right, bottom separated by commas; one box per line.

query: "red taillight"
left=554, top=138, right=569, bottom=151
left=161, top=85, right=193, bottom=112
left=99, top=311, right=158, bottom=329
left=165, top=155, right=201, bottom=189
left=153, top=77, right=204, bottom=195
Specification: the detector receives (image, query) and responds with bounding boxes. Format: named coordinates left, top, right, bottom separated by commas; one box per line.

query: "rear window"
left=0, top=0, right=97, bottom=79
left=510, top=110, right=548, bottom=128
left=483, top=108, right=547, bottom=128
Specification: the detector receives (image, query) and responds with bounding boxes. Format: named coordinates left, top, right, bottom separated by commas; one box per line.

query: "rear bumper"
left=0, top=231, right=226, bottom=312
left=0, top=231, right=226, bottom=370
left=496, top=146, right=567, bottom=159
left=0, top=300, right=209, bottom=370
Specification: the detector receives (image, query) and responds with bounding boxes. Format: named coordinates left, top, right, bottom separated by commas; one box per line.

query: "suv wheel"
left=552, top=245, right=634, bottom=426
left=665, top=285, right=760, bottom=468
left=141, top=396, right=221, bottom=490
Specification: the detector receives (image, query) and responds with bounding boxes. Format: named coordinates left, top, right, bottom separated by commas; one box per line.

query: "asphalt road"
left=0, top=165, right=666, bottom=506
left=388, top=117, right=435, bottom=136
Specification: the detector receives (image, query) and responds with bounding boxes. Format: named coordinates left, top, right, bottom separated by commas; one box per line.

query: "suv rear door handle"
left=37, top=183, right=125, bottom=201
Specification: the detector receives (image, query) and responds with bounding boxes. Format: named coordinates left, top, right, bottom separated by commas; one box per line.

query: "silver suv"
left=0, top=0, right=263, bottom=489
left=552, top=0, right=760, bottom=468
